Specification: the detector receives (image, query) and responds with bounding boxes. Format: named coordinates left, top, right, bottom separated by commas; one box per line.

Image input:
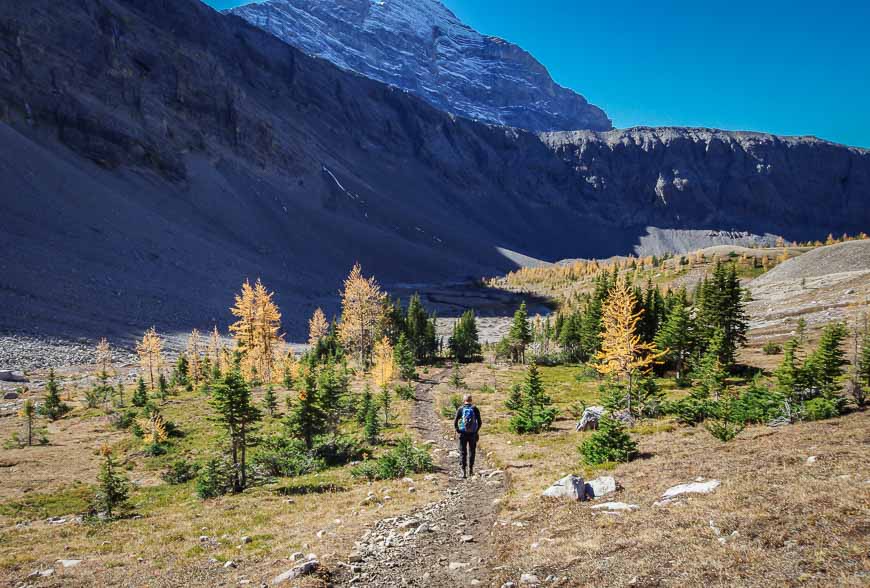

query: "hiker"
left=453, top=393, right=482, bottom=478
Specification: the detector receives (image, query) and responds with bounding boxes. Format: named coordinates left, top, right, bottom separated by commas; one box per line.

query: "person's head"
left=464, top=394, right=473, bottom=405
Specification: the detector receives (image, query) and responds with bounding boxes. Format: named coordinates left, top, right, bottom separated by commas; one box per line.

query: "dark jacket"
left=454, top=404, right=482, bottom=434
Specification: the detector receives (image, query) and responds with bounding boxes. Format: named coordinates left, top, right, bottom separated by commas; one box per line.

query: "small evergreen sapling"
left=579, top=414, right=638, bottom=465
left=39, top=369, right=69, bottom=421
left=132, top=377, right=149, bottom=407
left=508, top=362, right=557, bottom=434
left=93, top=446, right=130, bottom=519
left=263, top=385, right=278, bottom=417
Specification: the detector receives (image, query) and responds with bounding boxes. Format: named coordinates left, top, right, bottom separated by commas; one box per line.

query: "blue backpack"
left=459, top=405, right=479, bottom=434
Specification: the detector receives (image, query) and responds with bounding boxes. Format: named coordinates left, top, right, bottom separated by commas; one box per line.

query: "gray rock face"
left=541, top=128, right=870, bottom=240
left=0, top=370, right=27, bottom=383
left=226, top=0, right=611, bottom=133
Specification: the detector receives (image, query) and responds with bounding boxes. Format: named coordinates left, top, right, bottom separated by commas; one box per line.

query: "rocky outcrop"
left=541, top=127, right=870, bottom=238
left=227, top=0, right=611, bottom=133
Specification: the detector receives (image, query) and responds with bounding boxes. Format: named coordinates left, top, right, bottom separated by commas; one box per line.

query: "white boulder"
left=661, top=480, right=720, bottom=500
left=585, top=476, right=617, bottom=499
left=542, top=475, right=585, bottom=500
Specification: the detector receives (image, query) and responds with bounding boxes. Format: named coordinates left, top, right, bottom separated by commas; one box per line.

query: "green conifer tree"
left=263, top=385, right=278, bottom=417
left=804, top=322, right=848, bottom=398
left=654, top=301, right=694, bottom=380
left=285, top=369, right=327, bottom=450
left=395, top=333, right=416, bottom=382
left=507, top=302, right=532, bottom=363
left=93, top=448, right=130, bottom=518
left=509, top=362, right=557, bottom=433
left=39, top=369, right=69, bottom=421
left=132, top=377, right=149, bottom=407
left=210, top=368, right=262, bottom=492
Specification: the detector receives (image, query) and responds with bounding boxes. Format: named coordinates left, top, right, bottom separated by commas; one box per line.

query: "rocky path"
left=333, top=366, right=507, bottom=587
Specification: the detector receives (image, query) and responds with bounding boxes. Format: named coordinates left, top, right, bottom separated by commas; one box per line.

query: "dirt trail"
left=332, top=366, right=507, bottom=586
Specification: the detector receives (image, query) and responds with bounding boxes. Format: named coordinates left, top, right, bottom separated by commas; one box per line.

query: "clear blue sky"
left=207, top=0, right=870, bottom=147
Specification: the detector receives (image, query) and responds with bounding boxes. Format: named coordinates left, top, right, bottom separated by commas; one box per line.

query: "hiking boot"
left=461, top=467, right=467, bottom=479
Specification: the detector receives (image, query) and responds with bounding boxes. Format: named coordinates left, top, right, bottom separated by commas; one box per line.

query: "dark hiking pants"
left=458, top=432, right=478, bottom=473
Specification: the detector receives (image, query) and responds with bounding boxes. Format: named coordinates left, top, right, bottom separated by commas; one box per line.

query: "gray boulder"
left=576, top=406, right=604, bottom=431
left=542, top=475, right=585, bottom=500
left=272, top=559, right=319, bottom=584
left=585, top=476, right=617, bottom=499
left=3, top=391, right=20, bottom=400
left=0, top=370, right=27, bottom=383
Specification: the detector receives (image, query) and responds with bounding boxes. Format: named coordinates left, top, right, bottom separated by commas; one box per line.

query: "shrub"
left=351, top=438, right=434, bottom=481
left=802, top=397, right=839, bottom=421
left=252, top=437, right=325, bottom=478
left=396, top=383, right=416, bottom=401
left=669, top=389, right=714, bottom=426
left=579, top=415, right=638, bottom=466
left=161, top=459, right=198, bottom=484
left=441, top=394, right=462, bottom=418
left=704, top=394, right=745, bottom=442
left=732, top=379, right=783, bottom=424
left=312, top=434, right=364, bottom=467
left=110, top=409, right=138, bottom=430
left=762, top=341, right=783, bottom=355
left=196, top=457, right=234, bottom=499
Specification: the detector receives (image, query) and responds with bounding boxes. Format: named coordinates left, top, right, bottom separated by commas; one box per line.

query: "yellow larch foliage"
left=372, top=336, right=394, bottom=390
left=229, top=279, right=283, bottom=382
left=339, top=263, right=386, bottom=366
left=207, top=326, right=227, bottom=374
left=187, top=329, right=202, bottom=386
left=137, top=412, right=168, bottom=447
left=252, top=279, right=282, bottom=383
left=308, top=307, right=329, bottom=347
left=595, top=280, right=664, bottom=409
left=96, top=337, right=113, bottom=377
left=136, top=327, right=164, bottom=390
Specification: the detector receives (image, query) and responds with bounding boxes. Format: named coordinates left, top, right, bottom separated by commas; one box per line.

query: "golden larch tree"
left=187, top=329, right=202, bottom=387
left=253, top=279, right=282, bottom=383
left=595, top=280, right=664, bottom=414
left=308, top=307, right=330, bottom=347
left=136, top=327, right=164, bottom=391
left=372, top=336, right=395, bottom=391
left=229, top=279, right=283, bottom=382
left=96, top=337, right=113, bottom=378
left=207, top=326, right=227, bottom=374
left=339, top=263, right=386, bottom=366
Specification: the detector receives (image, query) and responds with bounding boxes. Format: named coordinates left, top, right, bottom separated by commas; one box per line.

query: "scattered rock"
left=3, top=391, right=19, bottom=400
left=585, top=476, right=617, bottom=499
left=520, top=573, right=540, bottom=584
left=240, top=536, right=251, bottom=544
left=591, top=502, right=638, bottom=512
left=806, top=456, right=818, bottom=464
left=542, top=475, right=585, bottom=500
left=502, top=583, right=517, bottom=588
left=224, top=560, right=237, bottom=569
left=448, top=562, right=469, bottom=571
left=575, top=406, right=604, bottom=431
left=272, top=559, right=319, bottom=584
left=460, top=535, right=474, bottom=543
left=56, top=559, right=82, bottom=568
left=290, top=552, right=304, bottom=561
left=199, top=536, right=210, bottom=542
left=0, top=370, right=27, bottom=382
left=661, top=480, right=721, bottom=500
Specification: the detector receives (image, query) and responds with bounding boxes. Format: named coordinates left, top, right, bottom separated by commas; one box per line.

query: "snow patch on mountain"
left=227, top=0, right=612, bottom=132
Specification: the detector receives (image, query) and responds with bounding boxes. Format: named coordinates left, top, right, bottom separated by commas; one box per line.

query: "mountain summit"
left=226, top=0, right=612, bottom=132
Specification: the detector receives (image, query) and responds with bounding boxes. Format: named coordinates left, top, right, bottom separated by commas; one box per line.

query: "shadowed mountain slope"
left=0, top=0, right=868, bottom=339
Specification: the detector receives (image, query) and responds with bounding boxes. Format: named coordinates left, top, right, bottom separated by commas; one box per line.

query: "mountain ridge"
left=226, top=0, right=612, bottom=133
